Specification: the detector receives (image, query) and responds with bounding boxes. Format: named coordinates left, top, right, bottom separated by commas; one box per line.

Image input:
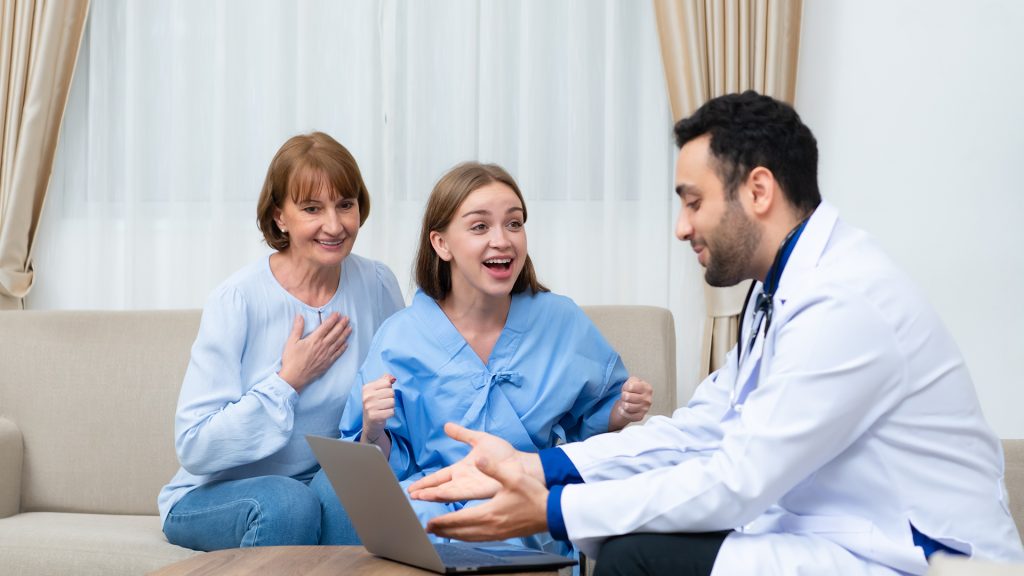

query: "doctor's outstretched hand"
left=408, top=423, right=544, bottom=503
left=410, top=425, right=550, bottom=541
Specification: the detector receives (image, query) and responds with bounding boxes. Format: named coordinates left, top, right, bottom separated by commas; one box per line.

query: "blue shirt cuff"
left=539, top=447, right=584, bottom=487
left=547, top=484, right=569, bottom=542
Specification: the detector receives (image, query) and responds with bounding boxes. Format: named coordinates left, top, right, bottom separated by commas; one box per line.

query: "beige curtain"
left=0, top=0, right=89, bottom=309
left=654, top=0, right=802, bottom=378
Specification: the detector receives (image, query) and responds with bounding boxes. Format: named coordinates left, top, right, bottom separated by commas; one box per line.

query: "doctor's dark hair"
left=415, top=162, right=548, bottom=302
left=673, top=91, right=821, bottom=215
left=256, top=131, right=371, bottom=251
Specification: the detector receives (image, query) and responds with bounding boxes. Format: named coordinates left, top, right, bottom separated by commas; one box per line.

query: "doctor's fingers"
left=426, top=505, right=508, bottom=541
left=443, top=422, right=488, bottom=447
left=408, top=467, right=455, bottom=498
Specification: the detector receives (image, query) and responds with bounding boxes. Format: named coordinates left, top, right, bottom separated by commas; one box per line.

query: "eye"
left=506, top=219, right=524, bottom=230
left=339, top=200, right=355, bottom=210
left=686, top=200, right=701, bottom=211
left=470, top=223, right=487, bottom=233
left=303, top=206, right=320, bottom=214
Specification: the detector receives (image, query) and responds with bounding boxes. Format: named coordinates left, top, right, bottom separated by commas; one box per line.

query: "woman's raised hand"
left=278, top=313, right=351, bottom=392
left=362, top=374, right=397, bottom=443
left=609, top=376, right=654, bottom=430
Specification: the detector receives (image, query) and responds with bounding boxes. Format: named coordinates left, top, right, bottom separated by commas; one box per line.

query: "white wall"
left=796, top=0, right=1024, bottom=437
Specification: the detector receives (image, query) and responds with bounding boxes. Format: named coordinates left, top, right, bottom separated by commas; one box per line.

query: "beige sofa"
left=0, top=308, right=1020, bottom=575
left=0, top=307, right=676, bottom=575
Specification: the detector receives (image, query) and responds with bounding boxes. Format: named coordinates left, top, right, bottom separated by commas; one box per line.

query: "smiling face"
left=675, top=135, right=761, bottom=287
left=430, top=181, right=528, bottom=303
left=274, top=171, right=360, bottom=272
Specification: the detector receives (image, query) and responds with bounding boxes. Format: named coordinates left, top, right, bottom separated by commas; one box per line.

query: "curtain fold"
left=653, top=0, right=802, bottom=379
left=0, top=0, right=89, bottom=309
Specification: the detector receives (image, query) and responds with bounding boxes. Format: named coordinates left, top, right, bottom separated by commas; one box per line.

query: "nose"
left=489, top=227, right=511, bottom=248
left=675, top=205, right=693, bottom=242
left=323, top=209, right=343, bottom=235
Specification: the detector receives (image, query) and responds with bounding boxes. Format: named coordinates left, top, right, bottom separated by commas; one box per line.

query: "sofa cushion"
left=0, top=512, right=199, bottom=575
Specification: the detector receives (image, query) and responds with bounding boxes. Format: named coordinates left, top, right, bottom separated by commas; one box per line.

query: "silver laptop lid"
left=306, top=435, right=446, bottom=573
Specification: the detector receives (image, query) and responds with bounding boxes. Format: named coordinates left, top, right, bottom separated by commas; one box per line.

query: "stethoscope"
left=735, top=217, right=810, bottom=368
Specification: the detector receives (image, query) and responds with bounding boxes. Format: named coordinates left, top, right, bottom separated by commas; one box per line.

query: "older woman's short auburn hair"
left=256, top=132, right=370, bottom=251
left=415, top=162, right=548, bottom=301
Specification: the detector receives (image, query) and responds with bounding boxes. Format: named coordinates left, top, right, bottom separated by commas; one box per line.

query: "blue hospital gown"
left=339, top=289, right=628, bottom=554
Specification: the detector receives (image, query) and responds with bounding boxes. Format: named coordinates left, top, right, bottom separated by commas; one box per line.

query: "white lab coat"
left=558, top=202, right=1024, bottom=574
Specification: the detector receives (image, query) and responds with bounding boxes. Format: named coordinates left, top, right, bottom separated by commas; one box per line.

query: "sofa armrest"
left=0, top=416, right=23, bottom=518
left=927, top=553, right=1024, bottom=575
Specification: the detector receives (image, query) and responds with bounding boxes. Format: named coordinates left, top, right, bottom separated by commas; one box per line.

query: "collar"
left=410, top=288, right=530, bottom=360
left=763, top=218, right=808, bottom=297
left=772, top=200, right=839, bottom=302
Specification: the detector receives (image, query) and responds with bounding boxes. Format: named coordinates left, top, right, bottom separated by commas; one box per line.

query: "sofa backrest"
left=583, top=305, right=677, bottom=421
left=1003, top=439, right=1024, bottom=538
left=0, top=310, right=200, bottom=515
left=0, top=305, right=678, bottom=517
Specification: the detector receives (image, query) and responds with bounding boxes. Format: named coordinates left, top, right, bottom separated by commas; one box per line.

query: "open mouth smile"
left=483, top=258, right=513, bottom=271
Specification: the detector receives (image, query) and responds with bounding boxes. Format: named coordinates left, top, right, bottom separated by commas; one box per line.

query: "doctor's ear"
left=746, top=166, right=777, bottom=217
left=430, top=231, right=452, bottom=262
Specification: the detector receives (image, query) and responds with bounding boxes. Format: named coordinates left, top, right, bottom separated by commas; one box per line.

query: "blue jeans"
left=163, top=473, right=359, bottom=551
left=309, top=468, right=361, bottom=545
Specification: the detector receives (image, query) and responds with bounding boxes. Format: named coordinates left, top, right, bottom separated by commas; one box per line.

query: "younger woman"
left=318, top=162, right=652, bottom=553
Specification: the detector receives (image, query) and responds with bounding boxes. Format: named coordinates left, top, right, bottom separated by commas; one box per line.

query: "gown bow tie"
left=463, top=371, right=523, bottom=427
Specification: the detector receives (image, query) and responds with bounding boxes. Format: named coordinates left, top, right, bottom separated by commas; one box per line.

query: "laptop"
left=307, top=435, right=577, bottom=574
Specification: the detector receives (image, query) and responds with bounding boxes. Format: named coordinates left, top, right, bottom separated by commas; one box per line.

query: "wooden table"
left=148, top=546, right=567, bottom=575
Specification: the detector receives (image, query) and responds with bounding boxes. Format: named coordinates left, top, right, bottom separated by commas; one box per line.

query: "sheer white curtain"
left=30, top=0, right=702, bottom=400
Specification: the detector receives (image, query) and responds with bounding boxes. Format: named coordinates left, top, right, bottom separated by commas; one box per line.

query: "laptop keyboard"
left=436, top=544, right=511, bottom=567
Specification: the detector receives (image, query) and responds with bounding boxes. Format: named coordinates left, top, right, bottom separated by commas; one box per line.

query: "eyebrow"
left=675, top=184, right=700, bottom=198
left=460, top=206, right=525, bottom=218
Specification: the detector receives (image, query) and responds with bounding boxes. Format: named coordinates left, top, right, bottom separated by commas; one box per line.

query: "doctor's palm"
left=408, top=423, right=519, bottom=502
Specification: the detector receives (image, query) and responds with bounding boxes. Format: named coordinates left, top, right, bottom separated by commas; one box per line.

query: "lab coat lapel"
left=733, top=328, right=765, bottom=407
left=733, top=203, right=839, bottom=407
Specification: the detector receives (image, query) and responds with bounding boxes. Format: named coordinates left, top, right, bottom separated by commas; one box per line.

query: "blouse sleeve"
left=174, top=286, right=298, bottom=475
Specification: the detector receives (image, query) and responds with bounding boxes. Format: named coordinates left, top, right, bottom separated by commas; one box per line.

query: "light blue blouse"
left=158, top=253, right=404, bottom=523
left=339, top=289, right=626, bottom=552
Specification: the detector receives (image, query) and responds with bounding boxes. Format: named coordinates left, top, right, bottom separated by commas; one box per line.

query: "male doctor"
left=408, top=92, right=1024, bottom=575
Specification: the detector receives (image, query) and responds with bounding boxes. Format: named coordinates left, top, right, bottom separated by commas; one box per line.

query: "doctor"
left=407, top=91, right=1024, bottom=575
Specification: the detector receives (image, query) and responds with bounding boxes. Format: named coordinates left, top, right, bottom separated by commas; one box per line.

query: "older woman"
left=315, top=162, right=653, bottom=555
left=158, top=132, right=404, bottom=551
